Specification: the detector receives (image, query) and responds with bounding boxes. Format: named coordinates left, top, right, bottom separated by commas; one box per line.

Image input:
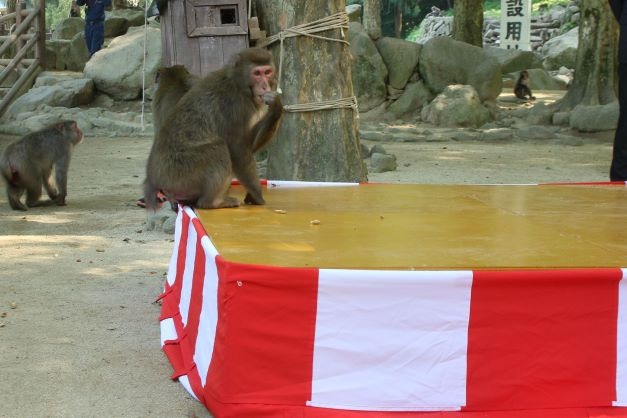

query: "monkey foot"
left=136, top=194, right=168, bottom=208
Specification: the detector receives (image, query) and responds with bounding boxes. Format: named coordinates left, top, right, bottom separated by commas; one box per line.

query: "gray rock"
left=346, top=4, right=362, bottom=22
left=516, top=125, right=557, bottom=139
left=416, top=16, right=453, bottom=44
left=525, top=102, right=554, bottom=125
left=386, top=81, right=433, bottom=119
left=376, top=37, right=421, bottom=90
left=51, top=17, right=84, bottom=40
left=84, top=26, right=161, bottom=100
left=552, top=111, right=570, bottom=126
left=542, top=27, right=578, bottom=70
left=108, top=9, right=147, bottom=28
left=570, top=102, right=619, bottom=132
left=360, top=143, right=370, bottom=158
left=484, top=46, right=543, bottom=74
left=370, top=144, right=387, bottom=155
left=478, top=128, right=514, bottom=142
left=370, top=152, right=397, bottom=173
left=348, top=22, right=387, bottom=112
left=421, top=84, right=493, bottom=128
left=105, top=16, right=129, bottom=38
left=525, top=68, right=566, bottom=90
left=419, top=37, right=502, bottom=102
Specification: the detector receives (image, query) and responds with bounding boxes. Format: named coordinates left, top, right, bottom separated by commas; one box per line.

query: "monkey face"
left=250, top=65, right=275, bottom=104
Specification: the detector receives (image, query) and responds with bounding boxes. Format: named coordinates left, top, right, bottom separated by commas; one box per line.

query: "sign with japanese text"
left=500, top=0, right=532, bottom=51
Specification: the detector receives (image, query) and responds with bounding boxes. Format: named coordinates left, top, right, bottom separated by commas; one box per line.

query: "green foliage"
left=483, top=0, right=571, bottom=19
left=46, top=0, right=75, bottom=29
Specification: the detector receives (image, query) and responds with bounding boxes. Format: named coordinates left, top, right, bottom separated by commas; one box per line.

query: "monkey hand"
left=244, top=192, right=265, bottom=205
left=262, top=91, right=281, bottom=106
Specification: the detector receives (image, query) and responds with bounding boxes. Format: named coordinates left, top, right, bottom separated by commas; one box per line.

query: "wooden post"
left=36, top=0, right=46, bottom=69
left=15, top=0, right=23, bottom=56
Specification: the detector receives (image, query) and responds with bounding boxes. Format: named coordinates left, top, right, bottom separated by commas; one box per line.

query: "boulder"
left=348, top=22, right=387, bottom=112
left=421, top=84, right=492, bottom=128
left=386, top=81, right=433, bottom=119
left=51, top=17, right=85, bottom=40
left=419, top=37, right=502, bottom=102
left=45, top=32, right=89, bottom=72
left=375, top=37, right=421, bottom=90
left=84, top=26, right=161, bottom=100
left=415, top=16, right=453, bottom=44
left=109, top=9, right=149, bottom=28
left=2, top=76, right=95, bottom=121
left=541, top=26, right=578, bottom=70
left=104, top=15, right=130, bottom=38
left=570, top=102, right=619, bottom=132
left=483, top=46, right=542, bottom=74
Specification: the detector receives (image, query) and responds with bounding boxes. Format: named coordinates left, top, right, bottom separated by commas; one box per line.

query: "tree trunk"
left=255, top=1, right=367, bottom=182
left=557, top=0, right=618, bottom=111
left=363, top=0, right=382, bottom=40
left=451, top=0, right=483, bottom=47
left=393, top=2, right=403, bottom=38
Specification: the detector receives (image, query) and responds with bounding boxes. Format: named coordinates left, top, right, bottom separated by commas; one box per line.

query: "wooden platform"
left=196, top=183, right=627, bottom=270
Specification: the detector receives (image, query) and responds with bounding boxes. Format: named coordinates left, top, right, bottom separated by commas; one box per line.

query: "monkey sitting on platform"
left=144, top=47, right=283, bottom=211
left=514, top=70, right=536, bottom=101
left=0, top=120, right=83, bottom=211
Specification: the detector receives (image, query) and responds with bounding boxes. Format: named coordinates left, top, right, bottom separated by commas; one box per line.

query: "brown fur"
left=152, top=65, right=199, bottom=137
left=144, top=48, right=283, bottom=210
left=0, top=120, right=83, bottom=211
left=514, top=70, right=536, bottom=101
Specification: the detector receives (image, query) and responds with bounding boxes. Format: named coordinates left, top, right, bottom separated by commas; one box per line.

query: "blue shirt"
left=76, top=0, right=111, bottom=22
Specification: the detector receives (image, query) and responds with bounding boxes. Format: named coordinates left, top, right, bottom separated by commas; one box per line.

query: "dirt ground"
left=0, top=114, right=617, bottom=417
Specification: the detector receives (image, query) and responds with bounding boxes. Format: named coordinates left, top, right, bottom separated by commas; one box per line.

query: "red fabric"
left=466, top=269, right=622, bottom=410
left=205, top=258, right=319, bottom=406
left=204, top=398, right=627, bottom=418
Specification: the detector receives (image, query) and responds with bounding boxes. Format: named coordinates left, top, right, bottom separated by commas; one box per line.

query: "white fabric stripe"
left=178, top=375, right=198, bottom=401
left=179, top=217, right=198, bottom=327
left=615, top=268, right=627, bottom=407
left=160, top=318, right=177, bottom=347
left=166, top=206, right=185, bottom=287
left=309, top=269, right=473, bottom=411
left=267, top=180, right=359, bottom=188
left=193, top=235, right=221, bottom=387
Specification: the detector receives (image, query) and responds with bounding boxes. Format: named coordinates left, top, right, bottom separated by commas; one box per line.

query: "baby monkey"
left=514, top=70, right=536, bottom=101
left=0, top=120, right=83, bottom=211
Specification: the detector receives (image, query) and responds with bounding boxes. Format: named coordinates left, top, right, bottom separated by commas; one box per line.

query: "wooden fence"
left=0, top=0, right=46, bottom=117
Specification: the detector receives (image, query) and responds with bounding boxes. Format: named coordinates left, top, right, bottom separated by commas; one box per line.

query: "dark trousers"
left=85, top=20, right=105, bottom=58
left=611, top=63, right=627, bottom=181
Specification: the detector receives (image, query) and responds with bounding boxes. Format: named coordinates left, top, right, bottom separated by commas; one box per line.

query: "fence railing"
left=0, top=0, right=46, bottom=117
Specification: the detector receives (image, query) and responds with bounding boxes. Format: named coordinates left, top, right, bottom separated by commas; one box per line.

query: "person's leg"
left=90, top=22, right=105, bottom=55
left=610, top=63, right=627, bottom=181
left=84, top=22, right=94, bottom=56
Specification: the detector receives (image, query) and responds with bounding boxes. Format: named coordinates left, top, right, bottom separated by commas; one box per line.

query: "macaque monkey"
left=514, top=70, right=536, bottom=101
left=152, top=65, right=199, bottom=137
left=0, top=120, right=83, bottom=211
left=144, top=47, right=283, bottom=210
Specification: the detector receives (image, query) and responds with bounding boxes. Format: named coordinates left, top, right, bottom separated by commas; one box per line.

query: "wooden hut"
left=160, top=0, right=248, bottom=76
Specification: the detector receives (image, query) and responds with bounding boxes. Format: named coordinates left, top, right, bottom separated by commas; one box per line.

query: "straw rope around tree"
left=256, top=11, right=359, bottom=116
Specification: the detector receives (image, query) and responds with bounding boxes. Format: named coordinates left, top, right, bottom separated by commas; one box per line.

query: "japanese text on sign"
left=500, top=0, right=532, bottom=51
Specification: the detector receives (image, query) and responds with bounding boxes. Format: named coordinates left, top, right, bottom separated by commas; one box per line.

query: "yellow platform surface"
left=195, top=184, right=627, bottom=270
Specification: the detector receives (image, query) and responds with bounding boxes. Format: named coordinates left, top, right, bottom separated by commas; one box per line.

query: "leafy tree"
left=255, top=0, right=367, bottom=182
left=557, top=0, right=618, bottom=110
left=363, top=0, right=382, bottom=39
left=451, top=0, right=483, bottom=47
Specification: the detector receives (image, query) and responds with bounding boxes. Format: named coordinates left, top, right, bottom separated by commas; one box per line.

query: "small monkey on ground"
left=144, top=47, right=283, bottom=210
left=0, top=120, right=83, bottom=211
left=514, top=70, right=536, bottom=101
